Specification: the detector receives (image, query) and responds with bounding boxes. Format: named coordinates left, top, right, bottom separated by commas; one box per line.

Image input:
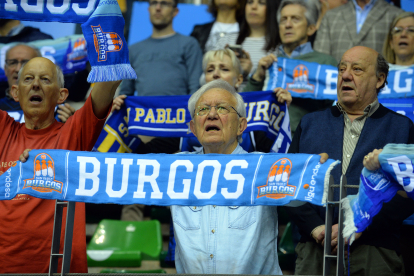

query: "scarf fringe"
left=342, top=196, right=357, bottom=245
left=322, top=160, right=341, bottom=205
left=88, top=64, right=137, bottom=83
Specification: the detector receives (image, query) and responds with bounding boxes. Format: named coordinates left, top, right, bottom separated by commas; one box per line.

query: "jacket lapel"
left=342, top=1, right=358, bottom=45
left=356, top=0, right=387, bottom=44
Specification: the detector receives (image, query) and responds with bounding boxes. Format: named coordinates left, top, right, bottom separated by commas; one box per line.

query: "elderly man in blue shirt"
left=170, top=79, right=282, bottom=274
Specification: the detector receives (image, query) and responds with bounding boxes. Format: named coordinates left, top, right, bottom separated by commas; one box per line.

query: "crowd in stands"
left=0, top=0, right=414, bottom=274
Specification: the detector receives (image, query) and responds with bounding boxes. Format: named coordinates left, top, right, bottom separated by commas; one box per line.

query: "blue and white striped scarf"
left=0, top=0, right=137, bottom=82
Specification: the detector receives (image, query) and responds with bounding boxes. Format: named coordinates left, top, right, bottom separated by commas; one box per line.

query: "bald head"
left=18, top=57, right=65, bottom=89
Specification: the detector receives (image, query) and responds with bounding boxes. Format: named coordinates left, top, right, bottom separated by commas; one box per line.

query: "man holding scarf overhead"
left=0, top=57, right=120, bottom=272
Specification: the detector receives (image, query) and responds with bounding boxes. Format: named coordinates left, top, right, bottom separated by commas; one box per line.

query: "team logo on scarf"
left=362, top=171, right=391, bottom=191
left=286, top=64, right=315, bottom=93
left=23, top=153, right=63, bottom=193
left=92, top=25, right=123, bottom=62
left=257, top=158, right=295, bottom=198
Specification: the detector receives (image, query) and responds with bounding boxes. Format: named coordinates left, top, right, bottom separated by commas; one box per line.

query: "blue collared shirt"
left=172, top=144, right=282, bottom=274
left=278, top=41, right=314, bottom=58
left=352, top=0, right=378, bottom=33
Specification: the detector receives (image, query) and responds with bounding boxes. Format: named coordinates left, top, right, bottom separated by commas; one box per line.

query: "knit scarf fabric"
left=0, top=149, right=339, bottom=207
left=0, top=0, right=137, bottom=82
left=343, top=143, right=414, bottom=244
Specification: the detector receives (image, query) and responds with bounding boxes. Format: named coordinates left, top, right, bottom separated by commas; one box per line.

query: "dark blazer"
left=190, top=22, right=214, bottom=53
left=314, top=0, right=402, bottom=61
left=286, top=104, right=414, bottom=252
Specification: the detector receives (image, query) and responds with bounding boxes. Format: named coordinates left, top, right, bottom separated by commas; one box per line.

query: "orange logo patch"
left=257, top=158, right=296, bottom=199
left=92, top=25, right=123, bottom=62
left=286, top=64, right=315, bottom=93
left=23, top=153, right=63, bottom=193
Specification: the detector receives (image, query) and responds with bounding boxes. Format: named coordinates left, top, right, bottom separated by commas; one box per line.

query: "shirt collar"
left=278, top=42, right=313, bottom=58
left=336, top=98, right=379, bottom=117
left=7, top=23, right=24, bottom=37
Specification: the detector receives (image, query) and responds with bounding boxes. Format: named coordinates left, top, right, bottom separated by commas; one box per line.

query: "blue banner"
left=0, top=149, right=338, bottom=207
left=267, top=58, right=414, bottom=100
left=343, top=144, right=414, bottom=243
left=379, top=98, right=414, bottom=123
left=93, top=91, right=292, bottom=153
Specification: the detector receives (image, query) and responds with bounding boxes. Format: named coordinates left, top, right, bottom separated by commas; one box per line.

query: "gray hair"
left=5, top=43, right=41, bottom=60
left=17, top=60, right=65, bottom=89
left=188, top=79, right=246, bottom=143
left=202, top=48, right=243, bottom=77
left=277, top=0, right=320, bottom=26
left=376, top=53, right=389, bottom=94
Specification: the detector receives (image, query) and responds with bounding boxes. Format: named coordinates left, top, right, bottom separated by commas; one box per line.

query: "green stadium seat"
left=87, top=219, right=162, bottom=267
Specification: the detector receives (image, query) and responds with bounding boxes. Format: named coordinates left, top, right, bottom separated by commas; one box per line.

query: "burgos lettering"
left=4, top=169, right=12, bottom=198
left=257, top=158, right=295, bottom=199
left=23, top=153, right=63, bottom=193
left=92, top=25, right=123, bottom=62
left=286, top=64, right=315, bottom=93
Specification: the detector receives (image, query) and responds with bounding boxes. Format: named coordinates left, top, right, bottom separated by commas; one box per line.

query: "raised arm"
left=90, top=81, right=122, bottom=119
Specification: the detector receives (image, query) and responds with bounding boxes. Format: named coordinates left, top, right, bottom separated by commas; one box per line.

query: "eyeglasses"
left=149, top=1, right=175, bottom=8
left=391, top=26, right=414, bottom=35
left=5, top=59, right=29, bottom=68
left=195, top=104, right=241, bottom=117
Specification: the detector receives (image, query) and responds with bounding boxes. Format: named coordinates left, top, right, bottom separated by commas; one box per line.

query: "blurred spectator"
left=119, top=0, right=203, bottom=96
left=383, top=12, right=414, bottom=67
left=191, top=0, right=245, bottom=53
left=244, top=0, right=337, bottom=134
left=0, top=20, right=52, bottom=43
left=382, top=11, right=414, bottom=276
left=0, top=44, right=75, bottom=122
left=214, top=0, right=281, bottom=81
left=316, top=0, right=348, bottom=29
left=314, top=0, right=402, bottom=61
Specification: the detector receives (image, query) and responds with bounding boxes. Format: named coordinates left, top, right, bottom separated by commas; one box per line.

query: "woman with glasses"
left=383, top=12, right=414, bottom=69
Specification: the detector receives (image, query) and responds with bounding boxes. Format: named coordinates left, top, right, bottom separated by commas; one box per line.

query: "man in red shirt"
left=0, top=57, right=120, bottom=273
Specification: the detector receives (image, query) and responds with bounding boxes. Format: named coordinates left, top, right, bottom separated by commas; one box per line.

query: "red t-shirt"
left=0, top=95, right=108, bottom=273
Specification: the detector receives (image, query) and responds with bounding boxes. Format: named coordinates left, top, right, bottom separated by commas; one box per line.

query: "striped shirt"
left=337, top=99, right=380, bottom=173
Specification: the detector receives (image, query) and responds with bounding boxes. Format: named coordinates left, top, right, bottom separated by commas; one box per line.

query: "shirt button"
left=351, top=135, right=355, bottom=138
left=211, top=229, right=215, bottom=234
left=347, top=154, right=350, bottom=158
left=213, top=205, right=216, bottom=208
left=210, top=254, right=214, bottom=259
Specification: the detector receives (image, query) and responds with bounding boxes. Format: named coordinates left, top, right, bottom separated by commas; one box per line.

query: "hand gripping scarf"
left=0, top=0, right=137, bottom=82
left=343, top=143, right=414, bottom=244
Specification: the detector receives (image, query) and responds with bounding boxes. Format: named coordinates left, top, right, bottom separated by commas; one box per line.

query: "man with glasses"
left=171, top=79, right=284, bottom=274
left=1, top=44, right=75, bottom=122
left=118, top=0, right=202, bottom=97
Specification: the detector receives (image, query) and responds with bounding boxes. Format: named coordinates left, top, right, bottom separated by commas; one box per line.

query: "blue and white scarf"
left=0, top=149, right=339, bottom=207
left=93, top=91, right=292, bottom=154
left=343, top=144, right=414, bottom=243
left=267, top=58, right=414, bottom=100
left=0, top=0, right=137, bottom=82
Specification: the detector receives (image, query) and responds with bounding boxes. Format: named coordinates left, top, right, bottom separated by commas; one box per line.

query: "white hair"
left=17, top=60, right=65, bottom=88
left=188, top=79, right=246, bottom=143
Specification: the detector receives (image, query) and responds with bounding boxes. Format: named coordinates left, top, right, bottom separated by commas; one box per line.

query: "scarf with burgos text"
left=343, top=143, right=414, bottom=244
left=0, top=149, right=339, bottom=207
left=93, top=91, right=292, bottom=154
left=0, top=0, right=137, bottom=82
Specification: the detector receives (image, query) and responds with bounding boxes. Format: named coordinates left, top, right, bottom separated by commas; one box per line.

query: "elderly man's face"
left=190, top=88, right=246, bottom=154
left=279, top=4, right=314, bottom=47
left=337, top=46, right=385, bottom=111
left=4, top=45, right=39, bottom=90
left=11, top=57, right=66, bottom=120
